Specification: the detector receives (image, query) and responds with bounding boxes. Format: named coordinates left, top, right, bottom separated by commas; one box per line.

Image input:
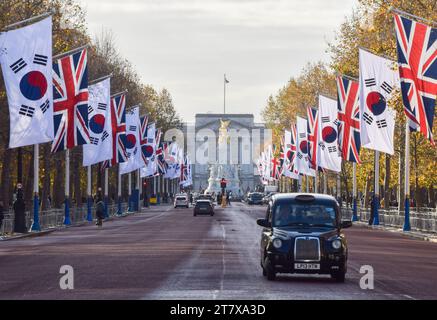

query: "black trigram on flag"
left=33, top=54, right=48, bottom=66
left=40, top=99, right=50, bottom=113
left=365, top=78, right=376, bottom=87
left=381, top=81, right=393, bottom=95
left=19, top=105, right=35, bottom=117
left=376, top=120, right=387, bottom=129
left=98, top=103, right=107, bottom=111
left=299, top=133, right=306, bottom=139
left=126, top=152, right=131, bottom=158
left=297, top=153, right=303, bottom=159
left=133, top=148, right=138, bottom=155
left=363, top=112, right=373, bottom=125
left=90, top=137, right=99, bottom=145
left=322, top=116, right=330, bottom=123
left=318, top=142, right=326, bottom=150
left=129, top=126, right=137, bottom=132
left=101, top=131, right=109, bottom=142
left=88, top=105, right=93, bottom=114
left=10, top=58, right=27, bottom=73
left=333, top=119, right=340, bottom=126
left=328, top=146, right=337, bottom=153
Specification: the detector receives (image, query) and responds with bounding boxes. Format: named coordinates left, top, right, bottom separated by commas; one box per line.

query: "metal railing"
left=341, top=206, right=437, bottom=234
left=1, top=202, right=131, bottom=237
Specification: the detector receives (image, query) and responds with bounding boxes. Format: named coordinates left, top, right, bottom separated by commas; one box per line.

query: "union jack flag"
left=110, top=93, right=127, bottom=166
left=336, top=75, right=361, bottom=163
left=140, top=115, right=149, bottom=164
left=156, top=143, right=168, bottom=175
left=52, top=48, right=89, bottom=152
left=307, top=107, right=319, bottom=169
left=394, top=14, right=437, bottom=145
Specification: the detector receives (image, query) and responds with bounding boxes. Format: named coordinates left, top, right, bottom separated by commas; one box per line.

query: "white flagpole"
left=314, top=171, right=318, bottom=194
left=403, top=123, right=411, bottom=231
left=86, top=166, right=92, bottom=222
left=373, top=151, right=380, bottom=225
left=336, top=173, right=341, bottom=200
left=104, top=168, right=109, bottom=217
left=128, top=173, right=132, bottom=212
left=136, top=169, right=140, bottom=212
left=157, top=175, right=161, bottom=204
left=306, top=175, right=309, bottom=193
left=31, top=144, right=41, bottom=231
left=117, top=170, right=122, bottom=214
left=224, top=74, right=226, bottom=114
left=298, top=175, right=303, bottom=192
left=352, top=162, right=358, bottom=221
left=64, top=149, right=71, bottom=225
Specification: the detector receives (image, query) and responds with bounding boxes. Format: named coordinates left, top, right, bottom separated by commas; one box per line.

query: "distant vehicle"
left=262, top=192, right=278, bottom=205
left=193, top=199, right=214, bottom=216
left=264, top=185, right=278, bottom=193
left=256, top=193, right=352, bottom=282
left=195, top=194, right=214, bottom=205
left=247, top=192, right=264, bottom=205
left=174, top=194, right=189, bottom=208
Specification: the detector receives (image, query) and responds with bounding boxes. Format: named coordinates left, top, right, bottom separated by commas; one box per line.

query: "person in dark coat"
left=95, top=193, right=105, bottom=227
left=13, top=188, right=27, bottom=233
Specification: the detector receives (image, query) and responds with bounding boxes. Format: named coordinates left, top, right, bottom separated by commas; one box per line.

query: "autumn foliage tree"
left=262, top=0, right=437, bottom=207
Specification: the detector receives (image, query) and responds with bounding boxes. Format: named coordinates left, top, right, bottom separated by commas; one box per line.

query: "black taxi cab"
left=256, top=193, right=352, bottom=282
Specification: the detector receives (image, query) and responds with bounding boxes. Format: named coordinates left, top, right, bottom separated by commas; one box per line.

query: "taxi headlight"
left=332, top=239, right=342, bottom=250
left=272, top=238, right=282, bottom=249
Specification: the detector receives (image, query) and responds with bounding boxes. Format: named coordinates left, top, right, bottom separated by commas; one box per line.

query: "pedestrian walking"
left=95, top=193, right=105, bottom=227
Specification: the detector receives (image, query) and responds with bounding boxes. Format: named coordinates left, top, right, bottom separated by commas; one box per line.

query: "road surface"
left=1, top=202, right=436, bottom=300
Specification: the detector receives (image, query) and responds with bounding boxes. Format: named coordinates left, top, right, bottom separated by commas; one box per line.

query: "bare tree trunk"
left=53, top=152, right=64, bottom=208
left=398, top=126, right=405, bottom=211
left=364, top=171, right=372, bottom=209
left=384, top=154, right=391, bottom=209
left=73, top=149, right=82, bottom=207
left=413, top=134, right=422, bottom=208
left=40, top=144, right=51, bottom=210
left=24, top=149, right=33, bottom=209
left=1, top=148, right=13, bottom=208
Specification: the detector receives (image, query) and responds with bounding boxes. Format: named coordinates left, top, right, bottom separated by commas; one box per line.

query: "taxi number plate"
left=294, top=263, right=320, bottom=270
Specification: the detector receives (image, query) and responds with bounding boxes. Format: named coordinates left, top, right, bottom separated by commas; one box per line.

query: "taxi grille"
left=294, top=237, right=320, bottom=262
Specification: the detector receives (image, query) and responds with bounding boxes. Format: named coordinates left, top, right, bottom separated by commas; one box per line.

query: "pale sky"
left=81, top=0, right=358, bottom=123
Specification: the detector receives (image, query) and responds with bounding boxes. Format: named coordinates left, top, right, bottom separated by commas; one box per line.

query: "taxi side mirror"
left=257, top=219, right=271, bottom=228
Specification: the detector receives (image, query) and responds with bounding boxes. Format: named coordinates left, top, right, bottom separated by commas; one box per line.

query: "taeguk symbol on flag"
left=394, top=13, right=437, bottom=145
left=52, top=48, right=89, bottom=152
left=0, top=17, right=54, bottom=149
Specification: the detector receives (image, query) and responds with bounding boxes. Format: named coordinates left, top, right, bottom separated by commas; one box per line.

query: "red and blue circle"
left=366, top=91, right=386, bottom=116
left=287, top=150, right=293, bottom=161
left=126, top=134, right=137, bottom=149
left=19, top=71, right=47, bottom=101
left=299, top=141, right=308, bottom=154
left=89, top=114, right=106, bottom=134
left=142, top=145, right=154, bottom=158
left=322, top=126, right=337, bottom=144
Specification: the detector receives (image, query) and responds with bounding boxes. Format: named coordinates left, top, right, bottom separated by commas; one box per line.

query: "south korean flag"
left=83, top=78, right=112, bottom=166
left=296, top=117, right=315, bottom=177
left=359, top=49, right=398, bottom=155
left=120, top=106, right=143, bottom=174
left=0, top=17, right=54, bottom=148
left=317, top=95, right=342, bottom=173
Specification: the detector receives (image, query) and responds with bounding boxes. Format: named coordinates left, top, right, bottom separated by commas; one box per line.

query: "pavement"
left=1, top=202, right=437, bottom=300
